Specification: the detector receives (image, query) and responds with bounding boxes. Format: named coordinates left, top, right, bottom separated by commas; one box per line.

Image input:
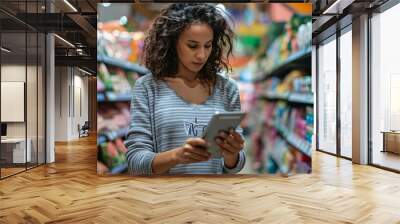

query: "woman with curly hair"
left=125, top=3, right=246, bottom=175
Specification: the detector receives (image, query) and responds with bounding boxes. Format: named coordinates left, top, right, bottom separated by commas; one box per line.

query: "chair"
left=78, top=121, right=90, bottom=138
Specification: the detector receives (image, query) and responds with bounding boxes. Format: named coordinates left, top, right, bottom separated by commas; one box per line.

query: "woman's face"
left=176, top=23, right=214, bottom=75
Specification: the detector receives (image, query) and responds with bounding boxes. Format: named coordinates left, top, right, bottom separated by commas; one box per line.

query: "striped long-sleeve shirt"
left=125, top=73, right=246, bottom=175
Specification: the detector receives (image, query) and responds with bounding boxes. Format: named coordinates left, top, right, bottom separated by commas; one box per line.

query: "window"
left=371, top=3, right=400, bottom=171
left=317, top=36, right=337, bottom=154
left=0, top=1, right=46, bottom=179
left=339, top=28, right=352, bottom=158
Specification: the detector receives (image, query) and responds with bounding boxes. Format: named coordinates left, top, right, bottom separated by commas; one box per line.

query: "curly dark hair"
left=144, top=3, right=235, bottom=87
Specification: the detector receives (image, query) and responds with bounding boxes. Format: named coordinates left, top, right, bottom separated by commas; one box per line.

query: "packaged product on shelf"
left=264, top=77, right=280, bottom=96
left=98, top=141, right=127, bottom=173
left=263, top=101, right=275, bottom=127
left=294, top=111, right=307, bottom=138
left=280, top=27, right=292, bottom=61
left=261, top=37, right=282, bottom=72
left=296, top=21, right=311, bottom=50
left=305, top=106, right=314, bottom=143
left=97, top=79, right=105, bottom=92
left=274, top=102, right=290, bottom=130
left=98, top=65, right=135, bottom=96
left=97, top=106, right=129, bottom=135
left=98, top=63, right=113, bottom=92
left=287, top=108, right=297, bottom=133
left=109, top=69, right=132, bottom=94
left=280, top=70, right=303, bottom=91
left=292, top=75, right=311, bottom=93
left=98, top=29, right=144, bottom=63
left=288, top=108, right=304, bottom=138
left=256, top=13, right=312, bottom=79
left=265, top=154, right=279, bottom=173
left=269, top=138, right=293, bottom=174
left=289, top=146, right=311, bottom=173
left=289, top=14, right=311, bottom=51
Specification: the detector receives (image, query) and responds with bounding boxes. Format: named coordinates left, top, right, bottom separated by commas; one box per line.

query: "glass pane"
left=371, top=5, right=400, bottom=171
left=27, top=31, right=38, bottom=169
left=317, top=37, right=337, bottom=154
left=38, top=32, right=45, bottom=165
left=1, top=16, right=27, bottom=177
left=339, top=29, right=352, bottom=158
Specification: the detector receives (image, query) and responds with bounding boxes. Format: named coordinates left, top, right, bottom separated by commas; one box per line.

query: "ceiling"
left=0, top=0, right=184, bottom=74
left=0, top=0, right=104, bottom=74
left=311, top=0, right=390, bottom=44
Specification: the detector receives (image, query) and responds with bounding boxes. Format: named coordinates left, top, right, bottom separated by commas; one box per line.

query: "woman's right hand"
left=172, top=138, right=212, bottom=164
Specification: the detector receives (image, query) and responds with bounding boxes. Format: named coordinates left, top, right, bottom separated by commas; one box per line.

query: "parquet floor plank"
left=0, top=135, right=399, bottom=223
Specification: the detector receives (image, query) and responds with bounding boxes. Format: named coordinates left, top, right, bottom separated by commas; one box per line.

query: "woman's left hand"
left=215, top=128, right=244, bottom=168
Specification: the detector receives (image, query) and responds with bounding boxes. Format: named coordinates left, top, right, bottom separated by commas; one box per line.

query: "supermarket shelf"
left=263, top=91, right=289, bottom=101
left=270, top=138, right=290, bottom=175
left=286, top=133, right=312, bottom=157
left=254, top=46, right=312, bottom=82
left=97, top=92, right=131, bottom=103
left=97, top=54, right=149, bottom=74
left=268, top=120, right=312, bottom=157
left=261, top=91, right=313, bottom=105
left=287, top=92, right=313, bottom=105
left=98, top=127, right=130, bottom=145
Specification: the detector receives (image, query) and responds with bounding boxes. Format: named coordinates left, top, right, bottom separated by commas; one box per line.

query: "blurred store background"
left=97, top=3, right=312, bottom=175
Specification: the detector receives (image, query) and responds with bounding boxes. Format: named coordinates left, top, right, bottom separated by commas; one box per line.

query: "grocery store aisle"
left=1, top=137, right=400, bottom=223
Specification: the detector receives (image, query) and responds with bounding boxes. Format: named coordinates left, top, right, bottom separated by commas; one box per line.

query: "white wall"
left=1, top=65, right=26, bottom=142
left=74, top=70, right=89, bottom=139
left=55, top=67, right=69, bottom=141
left=54, top=67, right=89, bottom=141
left=1, top=64, right=45, bottom=164
left=1, top=65, right=36, bottom=137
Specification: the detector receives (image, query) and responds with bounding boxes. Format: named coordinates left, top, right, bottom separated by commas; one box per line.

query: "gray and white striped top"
left=125, top=73, right=245, bottom=175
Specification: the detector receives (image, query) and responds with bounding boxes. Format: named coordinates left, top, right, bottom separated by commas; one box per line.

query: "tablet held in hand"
left=202, top=111, right=246, bottom=156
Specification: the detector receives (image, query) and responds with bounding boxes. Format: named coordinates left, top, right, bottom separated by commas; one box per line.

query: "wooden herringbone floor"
left=1, top=135, right=400, bottom=224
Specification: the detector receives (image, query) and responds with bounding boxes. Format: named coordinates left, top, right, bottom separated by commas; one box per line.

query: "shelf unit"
left=249, top=17, right=314, bottom=175
left=263, top=119, right=311, bottom=157
left=287, top=92, right=313, bottom=105
left=261, top=91, right=313, bottom=105
left=97, top=54, right=147, bottom=175
left=97, top=92, right=131, bottom=103
left=97, top=54, right=139, bottom=144
left=273, top=121, right=312, bottom=157
left=254, top=46, right=312, bottom=82
left=97, top=54, right=146, bottom=103
left=97, top=54, right=148, bottom=74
